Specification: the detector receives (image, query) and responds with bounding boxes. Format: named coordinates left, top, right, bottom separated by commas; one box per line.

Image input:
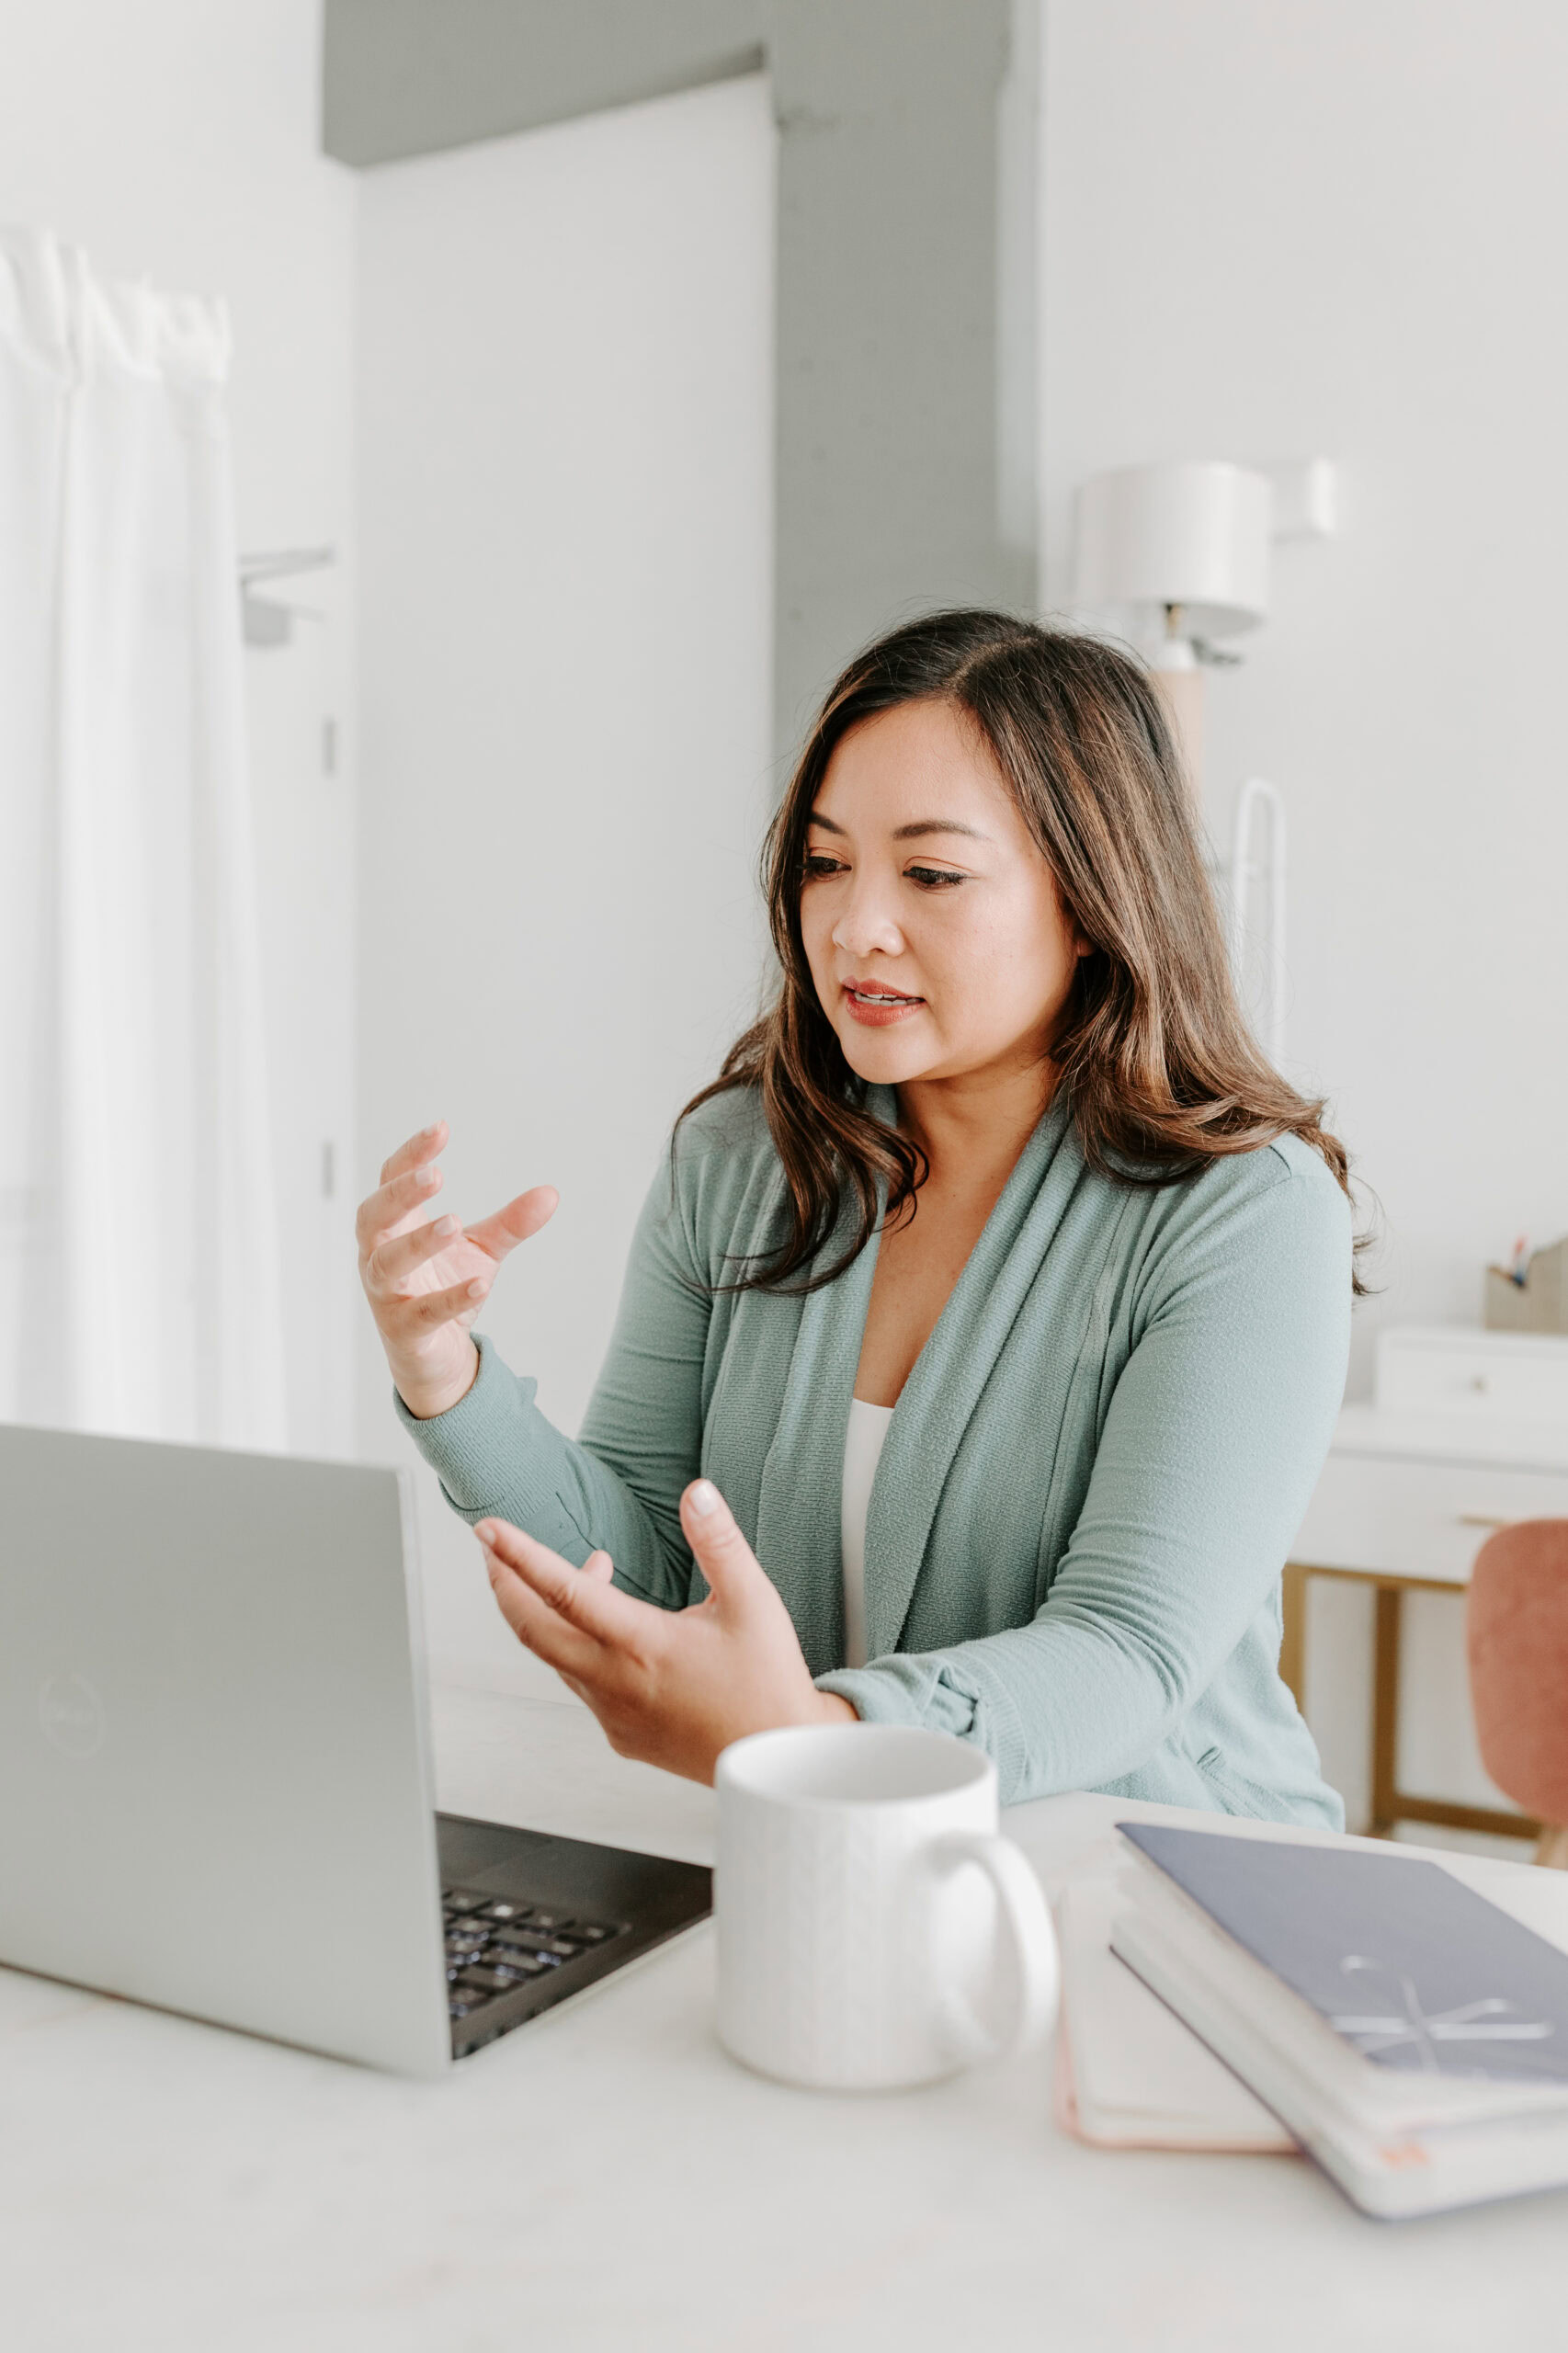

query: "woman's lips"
left=841, top=980, right=926, bottom=1029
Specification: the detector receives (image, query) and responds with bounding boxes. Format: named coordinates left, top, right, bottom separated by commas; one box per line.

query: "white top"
left=840, top=1396, right=894, bottom=1668
left=7, top=1685, right=1566, bottom=2347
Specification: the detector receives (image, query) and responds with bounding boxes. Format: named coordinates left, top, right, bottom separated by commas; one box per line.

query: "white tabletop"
left=1331, top=1400, right=1568, bottom=1472
left=5, top=1687, right=1566, bottom=2353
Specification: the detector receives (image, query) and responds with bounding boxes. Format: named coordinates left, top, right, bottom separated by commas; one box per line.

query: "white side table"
left=1286, top=1327, right=1568, bottom=1840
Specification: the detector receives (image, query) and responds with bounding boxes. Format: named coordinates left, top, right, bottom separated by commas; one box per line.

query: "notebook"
left=1053, top=1873, right=1294, bottom=2152
left=1111, top=1824, right=1568, bottom=2219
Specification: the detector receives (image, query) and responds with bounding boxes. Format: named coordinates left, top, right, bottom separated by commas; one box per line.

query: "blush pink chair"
left=1467, top=1520, right=1568, bottom=1870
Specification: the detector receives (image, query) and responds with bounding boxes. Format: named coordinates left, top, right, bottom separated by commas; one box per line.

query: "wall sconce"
left=1074, top=459, right=1273, bottom=790
left=1071, top=456, right=1336, bottom=1063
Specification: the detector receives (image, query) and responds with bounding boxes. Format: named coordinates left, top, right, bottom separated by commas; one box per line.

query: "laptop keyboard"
left=443, top=1887, right=627, bottom=2019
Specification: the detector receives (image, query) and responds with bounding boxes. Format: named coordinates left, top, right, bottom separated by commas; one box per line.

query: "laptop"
left=0, top=1422, right=711, bottom=2075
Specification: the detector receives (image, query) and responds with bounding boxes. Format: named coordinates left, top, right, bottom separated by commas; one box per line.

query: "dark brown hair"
left=679, top=608, right=1360, bottom=1293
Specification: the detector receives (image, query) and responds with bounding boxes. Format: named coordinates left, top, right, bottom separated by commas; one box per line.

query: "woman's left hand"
left=474, top=1479, right=855, bottom=1782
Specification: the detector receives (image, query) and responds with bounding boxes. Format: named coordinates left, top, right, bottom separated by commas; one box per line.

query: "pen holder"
left=1484, top=1237, right=1568, bottom=1336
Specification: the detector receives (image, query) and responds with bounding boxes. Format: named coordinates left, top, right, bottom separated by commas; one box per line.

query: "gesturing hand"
left=476, top=1480, right=856, bottom=1782
left=356, top=1121, right=559, bottom=1420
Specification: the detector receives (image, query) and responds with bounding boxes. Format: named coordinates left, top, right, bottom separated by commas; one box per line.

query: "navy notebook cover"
left=1119, top=1824, right=1568, bottom=2085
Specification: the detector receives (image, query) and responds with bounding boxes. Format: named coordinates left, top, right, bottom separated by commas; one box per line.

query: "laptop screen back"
left=0, top=1425, right=450, bottom=2075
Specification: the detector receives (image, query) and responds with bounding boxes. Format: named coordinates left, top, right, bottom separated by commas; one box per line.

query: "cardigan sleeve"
left=814, top=1149, right=1352, bottom=1802
left=392, top=1144, right=713, bottom=1609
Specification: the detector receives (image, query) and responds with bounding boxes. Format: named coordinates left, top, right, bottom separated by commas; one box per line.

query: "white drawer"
left=1290, top=1453, right=1568, bottom=1585
left=1375, top=1325, right=1568, bottom=1420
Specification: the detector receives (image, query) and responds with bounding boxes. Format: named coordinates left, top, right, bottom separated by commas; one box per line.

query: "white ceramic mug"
left=714, top=1723, right=1059, bottom=2091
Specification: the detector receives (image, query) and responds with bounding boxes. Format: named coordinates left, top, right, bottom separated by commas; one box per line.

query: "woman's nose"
left=831, top=890, right=904, bottom=960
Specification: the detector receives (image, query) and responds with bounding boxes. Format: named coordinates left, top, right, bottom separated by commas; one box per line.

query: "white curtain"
left=0, top=227, right=287, bottom=1449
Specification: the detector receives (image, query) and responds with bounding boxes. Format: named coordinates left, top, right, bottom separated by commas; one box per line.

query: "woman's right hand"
left=356, top=1122, right=559, bottom=1420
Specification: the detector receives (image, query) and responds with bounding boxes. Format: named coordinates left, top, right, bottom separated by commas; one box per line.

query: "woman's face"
left=799, top=698, right=1087, bottom=1091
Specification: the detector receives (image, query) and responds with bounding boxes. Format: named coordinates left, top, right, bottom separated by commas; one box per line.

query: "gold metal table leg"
left=1283, top=1561, right=1542, bottom=1842
left=1369, top=1584, right=1403, bottom=1837
left=1278, top=1562, right=1308, bottom=1711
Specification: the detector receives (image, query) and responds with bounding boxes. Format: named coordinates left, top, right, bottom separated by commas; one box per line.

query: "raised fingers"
left=379, top=1121, right=447, bottom=1188
left=404, top=1275, right=490, bottom=1328
left=677, top=1478, right=767, bottom=1609
left=356, top=1155, right=444, bottom=1255
left=463, top=1186, right=559, bottom=1263
left=364, top=1211, right=462, bottom=1294
left=482, top=1551, right=603, bottom=1678
left=476, top=1521, right=645, bottom=1646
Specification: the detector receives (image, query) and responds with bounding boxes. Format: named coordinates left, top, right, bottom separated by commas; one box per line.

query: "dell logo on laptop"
left=38, top=1673, right=107, bottom=1759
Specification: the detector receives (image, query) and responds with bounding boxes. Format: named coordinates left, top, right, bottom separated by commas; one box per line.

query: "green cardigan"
left=399, top=1085, right=1351, bottom=1826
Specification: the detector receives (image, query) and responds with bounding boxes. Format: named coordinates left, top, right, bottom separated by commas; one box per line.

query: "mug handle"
left=925, top=1831, right=1060, bottom=2065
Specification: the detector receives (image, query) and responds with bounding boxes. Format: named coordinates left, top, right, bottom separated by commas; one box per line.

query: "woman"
left=358, top=611, right=1355, bottom=1825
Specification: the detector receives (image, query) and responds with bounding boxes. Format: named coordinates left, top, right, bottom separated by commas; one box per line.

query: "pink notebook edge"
left=1052, top=1981, right=1300, bottom=2157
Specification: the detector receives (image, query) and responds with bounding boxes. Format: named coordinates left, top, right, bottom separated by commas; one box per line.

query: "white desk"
left=5, top=1687, right=1566, bottom=2353
left=1288, top=1400, right=1568, bottom=1839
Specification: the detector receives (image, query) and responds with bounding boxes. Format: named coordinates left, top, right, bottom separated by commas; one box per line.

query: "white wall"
left=355, top=76, right=776, bottom=1697
left=1040, top=0, right=1568, bottom=1828
left=13, top=3, right=1538, bottom=1821
left=0, top=0, right=360, bottom=1459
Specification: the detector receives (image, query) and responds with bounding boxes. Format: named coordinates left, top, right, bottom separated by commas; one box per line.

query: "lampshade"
left=1074, top=460, right=1273, bottom=639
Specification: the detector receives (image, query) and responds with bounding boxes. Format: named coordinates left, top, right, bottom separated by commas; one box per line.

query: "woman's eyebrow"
left=805, top=811, right=990, bottom=843
left=891, top=819, right=990, bottom=843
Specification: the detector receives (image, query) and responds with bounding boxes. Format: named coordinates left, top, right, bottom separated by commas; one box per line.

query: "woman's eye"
left=802, top=853, right=845, bottom=880
left=906, top=866, right=966, bottom=890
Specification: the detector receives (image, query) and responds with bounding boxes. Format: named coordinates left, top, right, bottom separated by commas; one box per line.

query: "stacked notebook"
left=1054, top=1871, right=1296, bottom=2152
left=1108, top=1824, right=1568, bottom=2219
